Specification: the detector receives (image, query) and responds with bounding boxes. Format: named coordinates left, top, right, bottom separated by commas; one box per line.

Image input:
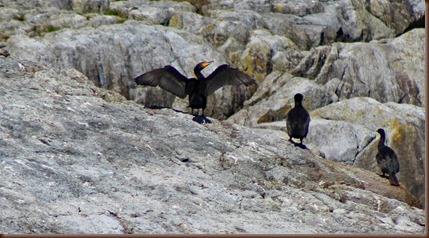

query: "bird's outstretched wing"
left=134, top=65, right=189, bottom=98
left=205, top=64, right=256, bottom=96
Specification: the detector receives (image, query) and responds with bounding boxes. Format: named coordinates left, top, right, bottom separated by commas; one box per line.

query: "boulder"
left=72, top=0, right=110, bottom=14
left=202, top=0, right=424, bottom=50
left=109, top=0, right=196, bottom=25
left=0, top=0, right=72, bottom=10
left=292, top=29, right=425, bottom=106
left=171, top=12, right=305, bottom=79
left=228, top=72, right=335, bottom=126
left=239, top=29, right=304, bottom=80
left=305, top=118, right=374, bottom=165
left=1, top=0, right=424, bottom=122
left=310, top=97, right=425, bottom=209
left=271, top=0, right=324, bottom=16
left=7, top=21, right=255, bottom=119
left=364, top=0, right=425, bottom=34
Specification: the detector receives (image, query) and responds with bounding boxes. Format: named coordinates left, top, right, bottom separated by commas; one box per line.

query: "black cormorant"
left=286, top=93, right=310, bottom=145
left=376, top=128, right=400, bottom=186
left=134, top=61, right=256, bottom=116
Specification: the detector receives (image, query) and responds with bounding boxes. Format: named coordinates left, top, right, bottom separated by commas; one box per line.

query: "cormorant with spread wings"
left=134, top=61, right=256, bottom=116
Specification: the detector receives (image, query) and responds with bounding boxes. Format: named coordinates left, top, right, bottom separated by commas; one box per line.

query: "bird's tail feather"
left=389, top=173, right=400, bottom=186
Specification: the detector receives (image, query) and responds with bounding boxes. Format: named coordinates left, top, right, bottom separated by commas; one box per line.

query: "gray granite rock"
left=227, top=72, right=335, bottom=126
left=311, top=97, right=426, bottom=209
left=292, top=29, right=425, bottom=106
left=0, top=0, right=425, bottom=233
left=0, top=56, right=424, bottom=234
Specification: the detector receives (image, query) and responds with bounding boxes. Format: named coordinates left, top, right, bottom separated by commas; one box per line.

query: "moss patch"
left=47, top=26, right=61, bottom=33
left=389, top=118, right=403, bottom=143
left=34, top=25, right=61, bottom=35
left=169, top=15, right=182, bottom=28
left=105, top=9, right=121, bottom=16
left=0, top=35, right=10, bottom=42
left=256, top=105, right=290, bottom=124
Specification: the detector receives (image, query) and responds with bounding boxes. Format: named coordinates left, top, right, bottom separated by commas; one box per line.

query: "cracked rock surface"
left=0, top=55, right=424, bottom=234
left=0, top=0, right=426, bottom=234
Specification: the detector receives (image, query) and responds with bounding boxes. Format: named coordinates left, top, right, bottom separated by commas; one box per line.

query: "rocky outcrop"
left=202, top=0, right=424, bottom=49
left=254, top=96, right=425, bottom=210
left=292, top=29, right=425, bottom=106
left=1, top=0, right=425, bottom=119
left=310, top=97, right=426, bottom=208
left=226, top=28, right=424, bottom=127
left=0, top=0, right=425, bottom=234
left=6, top=19, right=256, bottom=120
left=0, top=57, right=424, bottom=234
left=227, top=72, right=336, bottom=126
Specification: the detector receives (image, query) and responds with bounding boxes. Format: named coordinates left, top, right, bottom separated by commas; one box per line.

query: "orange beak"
left=201, top=61, right=213, bottom=68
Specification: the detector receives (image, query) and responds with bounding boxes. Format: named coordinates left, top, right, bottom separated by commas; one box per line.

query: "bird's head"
left=194, top=61, right=213, bottom=79
left=294, top=93, right=304, bottom=102
left=195, top=61, right=213, bottom=71
left=376, top=128, right=385, bottom=136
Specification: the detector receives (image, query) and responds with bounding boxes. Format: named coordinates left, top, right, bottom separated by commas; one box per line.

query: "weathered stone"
left=364, top=0, right=425, bottom=34
left=205, top=0, right=394, bottom=49
left=0, top=0, right=426, bottom=233
left=228, top=72, right=335, bottom=126
left=0, top=57, right=424, bottom=234
left=305, top=118, right=375, bottom=165
left=292, top=29, right=425, bottom=106
left=109, top=0, right=196, bottom=24
left=311, top=97, right=425, bottom=209
left=203, top=0, right=423, bottom=50
left=7, top=21, right=255, bottom=119
left=239, top=29, right=303, bottom=80
left=0, top=0, right=72, bottom=10
left=271, top=0, right=323, bottom=16
left=86, top=14, right=124, bottom=28
left=72, top=0, right=110, bottom=14
left=170, top=11, right=306, bottom=79
left=128, top=7, right=170, bottom=24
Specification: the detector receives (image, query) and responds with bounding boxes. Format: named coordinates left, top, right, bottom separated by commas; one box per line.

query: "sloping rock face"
left=0, top=0, right=426, bottom=234
left=226, top=28, right=425, bottom=209
left=309, top=97, right=426, bottom=208
left=251, top=96, right=426, bottom=209
left=6, top=21, right=238, bottom=116
left=0, top=58, right=425, bottom=234
left=1, top=0, right=425, bottom=119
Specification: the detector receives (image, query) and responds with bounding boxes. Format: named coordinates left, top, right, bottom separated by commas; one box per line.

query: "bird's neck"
left=194, top=69, right=204, bottom=80
left=378, top=135, right=386, bottom=149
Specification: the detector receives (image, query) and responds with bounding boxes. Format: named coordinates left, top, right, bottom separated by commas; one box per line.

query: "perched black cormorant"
left=134, top=61, right=256, bottom=116
left=376, top=128, right=400, bottom=186
left=286, top=93, right=310, bottom=145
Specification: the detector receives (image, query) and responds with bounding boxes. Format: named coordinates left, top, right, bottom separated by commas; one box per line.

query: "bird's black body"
left=134, top=61, right=256, bottom=116
left=286, top=93, right=310, bottom=145
left=376, top=128, right=400, bottom=186
left=186, top=79, right=207, bottom=113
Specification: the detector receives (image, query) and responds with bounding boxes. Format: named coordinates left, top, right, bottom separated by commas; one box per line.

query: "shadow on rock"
left=148, top=105, right=212, bottom=124
left=192, top=115, right=212, bottom=124
left=289, top=140, right=308, bottom=150
left=149, top=105, right=189, bottom=114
